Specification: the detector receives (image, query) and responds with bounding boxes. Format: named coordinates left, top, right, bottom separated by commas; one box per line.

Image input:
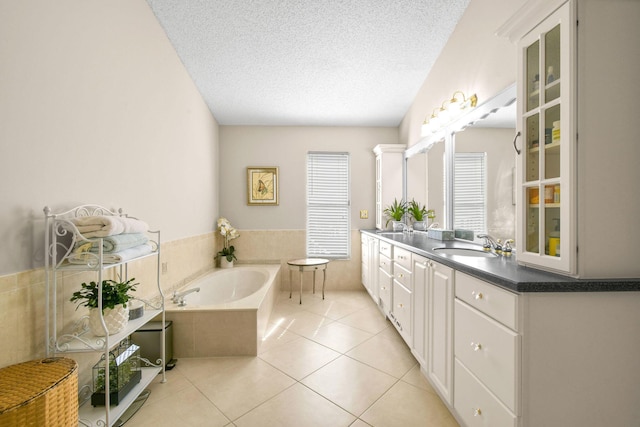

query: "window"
left=453, top=152, right=487, bottom=235
left=306, top=152, right=350, bottom=259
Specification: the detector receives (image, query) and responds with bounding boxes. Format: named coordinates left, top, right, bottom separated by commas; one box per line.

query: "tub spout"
left=172, top=287, right=200, bottom=306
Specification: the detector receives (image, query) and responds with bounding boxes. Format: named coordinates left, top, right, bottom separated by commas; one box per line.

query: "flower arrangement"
left=216, top=217, right=240, bottom=262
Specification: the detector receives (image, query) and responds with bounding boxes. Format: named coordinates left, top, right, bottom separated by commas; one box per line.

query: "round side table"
left=287, top=258, right=329, bottom=304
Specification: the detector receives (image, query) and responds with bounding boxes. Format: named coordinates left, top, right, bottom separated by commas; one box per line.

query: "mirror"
left=405, top=83, right=516, bottom=243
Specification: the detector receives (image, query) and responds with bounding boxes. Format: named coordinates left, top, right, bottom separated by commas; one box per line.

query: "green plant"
left=383, top=198, right=407, bottom=226
left=70, top=277, right=138, bottom=312
left=407, top=199, right=428, bottom=222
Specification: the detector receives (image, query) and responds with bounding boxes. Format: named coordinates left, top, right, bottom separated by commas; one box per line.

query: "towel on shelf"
left=68, top=243, right=154, bottom=265
left=76, top=233, right=149, bottom=253
left=70, top=215, right=149, bottom=238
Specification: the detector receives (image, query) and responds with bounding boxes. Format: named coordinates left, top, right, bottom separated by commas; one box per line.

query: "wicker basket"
left=0, top=357, right=78, bottom=426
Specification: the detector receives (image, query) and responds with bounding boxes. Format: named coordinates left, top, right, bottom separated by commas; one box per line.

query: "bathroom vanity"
left=361, top=230, right=640, bottom=427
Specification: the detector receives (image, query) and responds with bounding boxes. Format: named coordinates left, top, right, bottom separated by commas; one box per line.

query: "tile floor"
left=126, top=290, right=459, bottom=427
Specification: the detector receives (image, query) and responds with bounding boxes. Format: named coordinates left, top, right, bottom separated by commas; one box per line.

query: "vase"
left=413, top=221, right=427, bottom=231
left=89, top=304, right=129, bottom=336
left=220, top=258, right=234, bottom=269
left=391, top=221, right=404, bottom=231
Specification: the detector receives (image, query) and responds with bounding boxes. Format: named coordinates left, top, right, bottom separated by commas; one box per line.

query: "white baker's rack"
left=43, top=204, right=166, bottom=427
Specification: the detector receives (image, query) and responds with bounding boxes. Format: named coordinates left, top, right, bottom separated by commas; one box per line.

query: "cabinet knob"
left=398, top=303, right=404, bottom=309
left=471, top=342, right=482, bottom=352
left=473, top=408, right=482, bottom=417
left=398, top=273, right=404, bottom=278
left=472, top=291, right=484, bottom=300
left=381, top=286, right=386, bottom=290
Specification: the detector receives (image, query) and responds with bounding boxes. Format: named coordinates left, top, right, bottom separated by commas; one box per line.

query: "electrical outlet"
left=360, top=210, right=368, bottom=219
left=162, top=262, right=168, bottom=274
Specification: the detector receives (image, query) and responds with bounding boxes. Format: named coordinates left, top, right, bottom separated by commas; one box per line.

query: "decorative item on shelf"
left=421, top=90, right=478, bottom=136
left=91, top=340, right=141, bottom=406
left=69, top=277, right=139, bottom=336
left=383, top=198, right=407, bottom=231
left=216, top=217, right=239, bottom=268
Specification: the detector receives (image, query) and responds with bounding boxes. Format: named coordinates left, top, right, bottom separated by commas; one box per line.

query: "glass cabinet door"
left=517, top=2, right=573, bottom=273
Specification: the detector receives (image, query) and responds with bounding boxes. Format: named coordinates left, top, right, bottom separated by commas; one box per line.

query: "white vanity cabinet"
left=390, top=246, right=412, bottom=345
left=411, top=254, right=429, bottom=366
left=373, top=144, right=405, bottom=230
left=500, top=0, right=640, bottom=278
left=377, top=239, right=393, bottom=316
left=360, top=234, right=379, bottom=303
left=454, top=272, right=520, bottom=426
left=426, top=259, right=454, bottom=405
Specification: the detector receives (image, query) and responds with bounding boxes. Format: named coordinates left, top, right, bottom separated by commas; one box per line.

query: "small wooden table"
left=287, top=258, right=329, bottom=304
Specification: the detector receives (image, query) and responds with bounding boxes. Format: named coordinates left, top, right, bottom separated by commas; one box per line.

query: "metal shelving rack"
left=43, top=205, right=166, bottom=427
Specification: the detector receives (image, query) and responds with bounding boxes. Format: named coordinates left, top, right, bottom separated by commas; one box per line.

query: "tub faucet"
left=172, top=287, right=200, bottom=306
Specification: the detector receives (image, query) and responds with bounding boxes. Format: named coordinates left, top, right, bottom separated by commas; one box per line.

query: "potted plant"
left=70, top=277, right=139, bottom=336
left=407, top=199, right=435, bottom=231
left=216, top=217, right=240, bottom=268
left=383, top=198, right=407, bottom=231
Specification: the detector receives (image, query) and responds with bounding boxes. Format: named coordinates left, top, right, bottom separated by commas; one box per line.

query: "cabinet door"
left=392, top=280, right=412, bottom=346
left=516, top=2, right=575, bottom=274
left=427, top=261, right=454, bottom=405
left=378, top=268, right=393, bottom=316
left=412, top=255, right=429, bottom=366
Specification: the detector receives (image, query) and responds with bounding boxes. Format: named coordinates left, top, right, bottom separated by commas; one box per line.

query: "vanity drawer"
left=393, top=262, right=412, bottom=290
left=393, top=246, right=412, bottom=270
left=455, top=300, right=518, bottom=412
left=379, top=269, right=393, bottom=314
left=454, top=359, right=517, bottom=427
left=379, top=241, right=393, bottom=259
left=379, top=253, right=392, bottom=275
left=455, top=272, right=518, bottom=330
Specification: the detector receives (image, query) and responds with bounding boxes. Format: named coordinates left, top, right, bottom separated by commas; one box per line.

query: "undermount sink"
left=433, top=247, right=498, bottom=258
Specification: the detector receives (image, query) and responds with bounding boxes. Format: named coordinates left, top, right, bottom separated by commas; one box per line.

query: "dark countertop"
left=361, top=230, right=640, bottom=293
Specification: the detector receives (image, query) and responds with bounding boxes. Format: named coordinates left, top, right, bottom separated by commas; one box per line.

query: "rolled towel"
left=76, top=233, right=149, bottom=253
left=68, top=243, right=154, bottom=265
left=71, top=215, right=149, bottom=238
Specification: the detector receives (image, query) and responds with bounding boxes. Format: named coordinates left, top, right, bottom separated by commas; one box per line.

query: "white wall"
left=399, top=0, right=526, bottom=147
left=219, top=126, right=399, bottom=231
left=0, top=0, right=219, bottom=275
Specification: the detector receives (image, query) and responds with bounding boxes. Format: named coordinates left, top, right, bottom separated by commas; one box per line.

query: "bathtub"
left=165, top=264, right=281, bottom=357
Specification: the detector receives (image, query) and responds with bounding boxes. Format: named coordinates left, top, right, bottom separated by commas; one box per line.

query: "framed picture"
left=247, top=167, right=279, bottom=206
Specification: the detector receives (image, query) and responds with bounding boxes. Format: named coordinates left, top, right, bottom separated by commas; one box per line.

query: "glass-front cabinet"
left=516, top=2, right=575, bottom=274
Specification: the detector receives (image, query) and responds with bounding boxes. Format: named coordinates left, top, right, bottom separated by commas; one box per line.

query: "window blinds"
left=306, top=152, right=350, bottom=259
left=453, top=152, right=487, bottom=234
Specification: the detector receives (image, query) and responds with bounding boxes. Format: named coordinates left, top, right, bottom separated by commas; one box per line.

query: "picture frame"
left=247, top=167, right=279, bottom=206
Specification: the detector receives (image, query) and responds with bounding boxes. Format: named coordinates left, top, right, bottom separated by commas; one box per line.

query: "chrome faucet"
left=172, top=287, right=200, bottom=306
left=477, top=234, right=500, bottom=252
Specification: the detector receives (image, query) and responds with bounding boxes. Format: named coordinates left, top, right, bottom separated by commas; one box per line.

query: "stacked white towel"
left=70, top=215, right=149, bottom=238
left=68, top=243, right=154, bottom=265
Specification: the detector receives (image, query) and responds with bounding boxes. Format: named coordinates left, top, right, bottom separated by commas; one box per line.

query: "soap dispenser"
left=549, top=219, right=560, bottom=257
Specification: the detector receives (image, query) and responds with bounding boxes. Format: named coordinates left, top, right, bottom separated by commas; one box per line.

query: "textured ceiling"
left=146, top=0, right=471, bottom=126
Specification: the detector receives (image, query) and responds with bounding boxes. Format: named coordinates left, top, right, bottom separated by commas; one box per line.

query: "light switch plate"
left=360, top=210, right=368, bottom=219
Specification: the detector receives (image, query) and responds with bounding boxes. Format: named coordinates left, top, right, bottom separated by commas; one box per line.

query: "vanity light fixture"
left=421, top=91, right=478, bottom=136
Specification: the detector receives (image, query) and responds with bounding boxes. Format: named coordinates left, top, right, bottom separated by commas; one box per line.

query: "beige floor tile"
left=259, top=336, right=340, bottom=380
left=304, top=298, right=364, bottom=320
left=307, top=321, right=374, bottom=354
left=274, top=309, right=334, bottom=339
left=301, top=356, right=397, bottom=416
left=126, top=383, right=230, bottom=427
left=346, top=334, right=417, bottom=379
left=360, top=381, right=459, bottom=427
left=350, top=420, right=372, bottom=427
left=337, top=307, right=391, bottom=334
left=259, top=322, right=302, bottom=355
left=141, top=368, right=192, bottom=406
left=234, top=383, right=356, bottom=427
left=185, top=357, right=296, bottom=421
left=401, top=364, right=438, bottom=394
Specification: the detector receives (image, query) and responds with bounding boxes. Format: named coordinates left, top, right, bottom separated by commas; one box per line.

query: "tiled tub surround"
left=166, top=264, right=281, bottom=357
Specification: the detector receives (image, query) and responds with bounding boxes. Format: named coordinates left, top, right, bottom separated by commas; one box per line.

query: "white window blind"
left=306, top=152, right=350, bottom=259
left=453, top=152, right=487, bottom=235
